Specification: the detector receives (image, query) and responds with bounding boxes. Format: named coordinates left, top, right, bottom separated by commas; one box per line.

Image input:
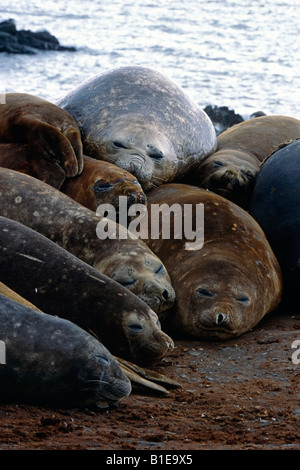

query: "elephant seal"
left=0, top=92, right=83, bottom=177
left=61, top=155, right=147, bottom=216
left=144, top=183, right=282, bottom=339
left=57, top=65, right=217, bottom=191
left=0, top=216, right=174, bottom=365
left=0, top=167, right=175, bottom=315
left=189, top=115, right=300, bottom=208
left=0, top=143, right=146, bottom=220
left=0, top=294, right=131, bottom=407
left=249, top=139, right=300, bottom=308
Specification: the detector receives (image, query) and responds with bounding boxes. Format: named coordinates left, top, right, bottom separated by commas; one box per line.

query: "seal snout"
left=127, top=190, right=147, bottom=206
left=129, top=156, right=145, bottom=173
left=142, top=280, right=175, bottom=313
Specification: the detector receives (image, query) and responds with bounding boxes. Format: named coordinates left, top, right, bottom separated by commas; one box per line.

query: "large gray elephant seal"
left=0, top=294, right=131, bottom=408
left=57, top=65, right=217, bottom=191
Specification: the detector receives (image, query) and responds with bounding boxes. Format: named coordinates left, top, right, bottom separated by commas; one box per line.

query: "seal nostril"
left=216, top=313, right=227, bottom=325
left=162, top=289, right=169, bottom=300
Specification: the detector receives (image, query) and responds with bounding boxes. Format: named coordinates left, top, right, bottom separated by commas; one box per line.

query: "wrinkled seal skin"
left=249, top=139, right=300, bottom=309
left=0, top=143, right=146, bottom=220
left=0, top=294, right=131, bottom=407
left=61, top=155, right=147, bottom=215
left=0, top=93, right=83, bottom=177
left=189, top=115, right=300, bottom=208
left=0, top=216, right=174, bottom=365
left=0, top=167, right=175, bottom=315
left=144, top=184, right=282, bottom=340
left=57, top=65, right=217, bottom=191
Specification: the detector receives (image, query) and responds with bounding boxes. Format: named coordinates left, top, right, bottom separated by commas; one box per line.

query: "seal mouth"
left=193, top=323, right=240, bottom=339
left=81, top=379, right=131, bottom=408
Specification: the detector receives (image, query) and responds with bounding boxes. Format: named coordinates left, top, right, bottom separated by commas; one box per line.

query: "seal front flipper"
left=0, top=92, right=83, bottom=178
left=116, top=357, right=181, bottom=395
left=27, top=119, right=81, bottom=177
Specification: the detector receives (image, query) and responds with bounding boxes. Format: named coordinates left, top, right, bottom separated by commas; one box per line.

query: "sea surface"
left=0, top=0, right=299, bottom=119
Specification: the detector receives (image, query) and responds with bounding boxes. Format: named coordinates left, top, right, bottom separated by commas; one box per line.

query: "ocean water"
left=0, top=0, right=299, bottom=119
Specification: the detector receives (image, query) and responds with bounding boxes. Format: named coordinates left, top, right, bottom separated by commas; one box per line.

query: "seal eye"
left=118, top=279, right=136, bottom=288
left=196, top=288, right=213, bottom=297
left=128, top=324, right=143, bottom=332
left=149, top=150, right=164, bottom=161
left=236, top=295, right=250, bottom=304
left=95, top=355, right=110, bottom=365
left=147, top=145, right=164, bottom=160
left=94, top=181, right=112, bottom=193
left=212, top=161, right=225, bottom=168
left=155, top=264, right=165, bottom=275
left=112, top=141, right=127, bottom=149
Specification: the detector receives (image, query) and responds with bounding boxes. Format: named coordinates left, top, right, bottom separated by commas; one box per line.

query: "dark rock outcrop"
left=0, top=19, right=76, bottom=54
left=204, top=105, right=244, bottom=135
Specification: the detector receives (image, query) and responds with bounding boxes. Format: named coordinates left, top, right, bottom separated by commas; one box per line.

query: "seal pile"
left=0, top=65, right=299, bottom=408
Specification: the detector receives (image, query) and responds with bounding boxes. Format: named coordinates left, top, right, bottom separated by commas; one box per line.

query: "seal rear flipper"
left=116, top=356, right=181, bottom=396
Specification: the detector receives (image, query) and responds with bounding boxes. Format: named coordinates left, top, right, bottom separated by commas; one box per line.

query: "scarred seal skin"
left=190, top=115, right=300, bottom=208
left=0, top=216, right=174, bottom=365
left=0, top=144, right=146, bottom=218
left=0, top=293, right=131, bottom=407
left=0, top=167, right=175, bottom=315
left=249, top=139, right=300, bottom=309
left=0, top=92, right=83, bottom=177
left=144, top=183, right=282, bottom=340
left=57, top=65, right=217, bottom=191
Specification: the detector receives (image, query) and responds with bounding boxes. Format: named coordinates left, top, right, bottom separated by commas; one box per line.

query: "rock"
left=203, top=105, right=244, bottom=135
left=0, top=19, right=76, bottom=54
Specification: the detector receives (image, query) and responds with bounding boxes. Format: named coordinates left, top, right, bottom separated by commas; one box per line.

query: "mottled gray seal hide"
left=0, top=294, right=131, bottom=407
left=57, top=66, right=217, bottom=191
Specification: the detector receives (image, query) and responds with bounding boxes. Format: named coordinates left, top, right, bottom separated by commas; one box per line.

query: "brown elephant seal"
left=0, top=143, right=146, bottom=221
left=188, top=115, right=300, bottom=208
left=0, top=168, right=175, bottom=315
left=144, top=183, right=282, bottom=340
left=0, top=216, right=174, bottom=365
left=57, top=65, right=217, bottom=191
left=0, top=92, right=83, bottom=177
left=61, top=155, right=147, bottom=216
left=0, top=293, right=132, bottom=407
